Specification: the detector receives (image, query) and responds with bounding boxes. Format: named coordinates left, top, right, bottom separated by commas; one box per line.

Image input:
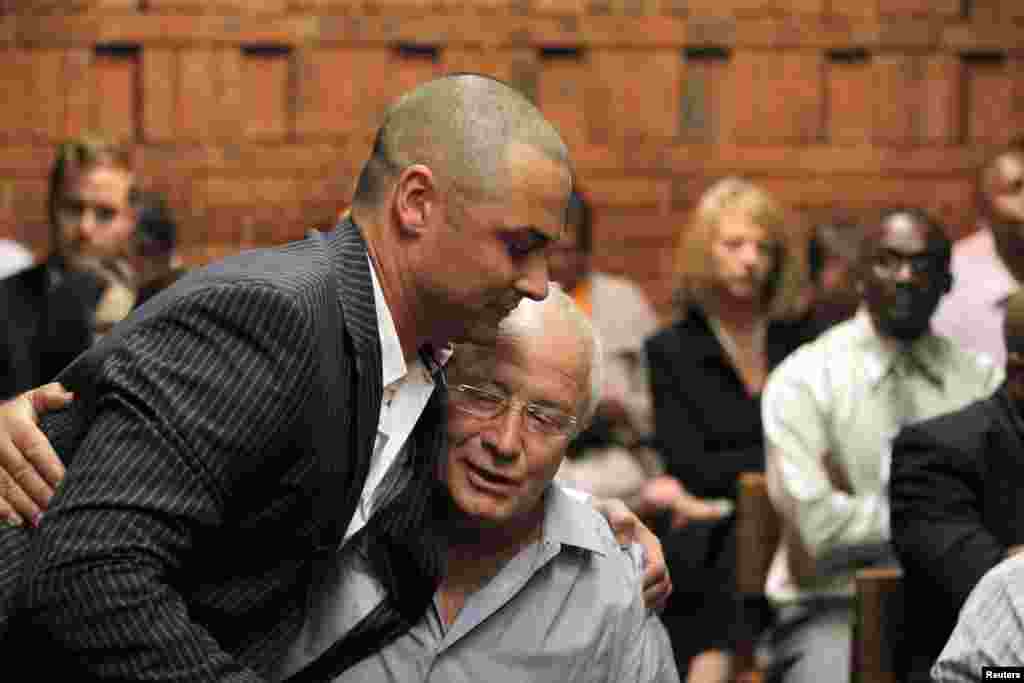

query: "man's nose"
left=516, top=252, right=550, bottom=302
left=78, top=209, right=99, bottom=243
left=481, top=406, right=525, bottom=463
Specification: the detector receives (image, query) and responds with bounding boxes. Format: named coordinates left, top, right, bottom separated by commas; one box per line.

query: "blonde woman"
left=642, top=177, right=810, bottom=683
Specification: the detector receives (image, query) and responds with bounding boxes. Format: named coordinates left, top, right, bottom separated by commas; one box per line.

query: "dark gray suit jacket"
left=891, top=385, right=1024, bottom=683
left=1, top=218, right=446, bottom=681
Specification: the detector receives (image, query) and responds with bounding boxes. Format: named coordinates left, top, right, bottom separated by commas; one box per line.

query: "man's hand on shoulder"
left=0, top=383, right=72, bottom=526
left=592, top=496, right=673, bottom=613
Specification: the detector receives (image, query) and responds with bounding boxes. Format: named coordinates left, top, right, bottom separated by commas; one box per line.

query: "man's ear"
left=393, top=164, right=437, bottom=237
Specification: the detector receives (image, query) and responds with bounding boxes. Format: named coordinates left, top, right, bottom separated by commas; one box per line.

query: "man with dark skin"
left=762, top=208, right=1002, bottom=683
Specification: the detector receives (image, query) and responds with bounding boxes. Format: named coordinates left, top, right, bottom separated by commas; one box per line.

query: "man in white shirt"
left=761, top=207, right=1003, bottom=683
left=933, top=140, right=1024, bottom=367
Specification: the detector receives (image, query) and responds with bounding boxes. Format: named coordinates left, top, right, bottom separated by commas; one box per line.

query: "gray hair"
left=497, top=283, right=604, bottom=431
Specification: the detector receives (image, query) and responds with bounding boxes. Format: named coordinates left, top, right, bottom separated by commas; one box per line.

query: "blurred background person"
left=0, top=240, right=33, bottom=279
left=0, top=133, right=138, bottom=398
left=763, top=207, right=1001, bottom=683
left=794, top=217, right=862, bottom=339
left=644, top=177, right=810, bottom=683
left=551, top=189, right=664, bottom=500
left=933, top=139, right=1024, bottom=367
left=129, top=189, right=186, bottom=309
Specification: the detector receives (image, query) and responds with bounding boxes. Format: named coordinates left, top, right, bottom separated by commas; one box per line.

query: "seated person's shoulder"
left=556, top=489, right=645, bottom=602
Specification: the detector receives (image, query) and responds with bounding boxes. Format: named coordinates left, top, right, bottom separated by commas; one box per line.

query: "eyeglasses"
left=871, top=251, right=940, bottom=280
left=448, top=383, right=578, bottom=437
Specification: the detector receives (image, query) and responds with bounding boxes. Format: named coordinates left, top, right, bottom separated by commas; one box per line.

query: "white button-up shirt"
left=762, top=311, right=1003, bottom=603
left=342, top=259, right=439, bottom=542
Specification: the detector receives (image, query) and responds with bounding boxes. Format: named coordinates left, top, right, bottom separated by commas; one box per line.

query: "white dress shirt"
left=342, top=259, right=439, bottom=542
left=762, top=311, right=1003, bottom=604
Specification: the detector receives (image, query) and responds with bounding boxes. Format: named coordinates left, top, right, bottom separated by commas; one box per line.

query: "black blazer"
left=0, top=261, right=106, bottom=399
left=644, top=307, right=810, bottom=500
left=890, top=385, right=1024, bottom=683
left=3, top=219, right=446, bottom=680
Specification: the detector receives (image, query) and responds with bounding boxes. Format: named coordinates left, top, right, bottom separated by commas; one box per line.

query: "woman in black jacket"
left=644, top=177, right=811, bottom=683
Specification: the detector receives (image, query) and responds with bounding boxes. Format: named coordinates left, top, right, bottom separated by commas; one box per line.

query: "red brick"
left=195, top=177, right=307, bottom=209
left=826, top=1, right=878, bottom=19
left=877, top=0, right=959, bottom=18
left=0, top=50, right=30, bottom=142
left=27, top=49, right=67, bottom=142
left=295, top=47, right=394, bottom=138
left=589, top=49, right=681, bottom=142
left=0, top=145, right=53, bottom=175
left=63, top=49, right=93, bottom=137
left=873, top=55, right=925, bottom=145
left=679, top=51, right=731, bottom=143
left=243, top=49, right=292, bottom=140
left=535, top=51, right=590, bottom=154
left=177, top=47, right=243, bottom=141
left=142, top=48, right=177, bottom=143
left=920, top=55, right=961, bottom=144
left=963, top=55, right=1016, bottom=144
left=729, top=50, right=825, bottom=143
left=825, top=54, right=873, bottom=145
left=582, top=176, right=672, bottom=209
left=90, top=49, right=139, bottom=142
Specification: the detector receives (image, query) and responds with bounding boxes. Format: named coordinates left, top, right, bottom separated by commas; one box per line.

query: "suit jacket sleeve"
left=890, top=418, right=1007, bottom=609
left=21, top=282, right=318, bottom=681
left=645, top=337, right=762, bottom=499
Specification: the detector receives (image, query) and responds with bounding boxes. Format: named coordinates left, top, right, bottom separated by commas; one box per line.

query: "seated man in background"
left=129, top=190, right=187, bottom=308
left=762, top=207, right=1002, bottom=683
left=0, top=133, right=139, bottom=398
left=549, top=190, right=671, bottom=504
left=794, top=217, right=861, bottom=339
left=890, top=288, right=1024, bottom=683
left=932, top=552, right=1024, bottom=682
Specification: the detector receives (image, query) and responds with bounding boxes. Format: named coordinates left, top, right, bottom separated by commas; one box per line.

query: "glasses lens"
left=451, top=384, right=505, bottom=418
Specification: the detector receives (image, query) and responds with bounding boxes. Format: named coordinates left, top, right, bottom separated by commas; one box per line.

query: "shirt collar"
left=539, top=484, right=609, bottom=557
left=368, top=256, right=407, bottom=388
left=852, top=308, right=947, bottom=390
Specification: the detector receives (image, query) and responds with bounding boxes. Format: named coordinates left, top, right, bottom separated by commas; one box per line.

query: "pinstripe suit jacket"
left=2, top=218, right=446, bottom=680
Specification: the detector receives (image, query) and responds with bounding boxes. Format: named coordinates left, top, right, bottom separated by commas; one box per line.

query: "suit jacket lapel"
left=313, top=219, right=382, bottom=549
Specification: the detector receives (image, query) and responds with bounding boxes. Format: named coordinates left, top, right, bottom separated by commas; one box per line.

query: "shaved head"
left=353, top=73, right=571, bottom=207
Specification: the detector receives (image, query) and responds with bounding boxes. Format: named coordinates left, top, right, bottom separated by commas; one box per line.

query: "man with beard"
left=933, top=140, right=1024, bottom=367
left=890, top=288, right=1024, bottom=682
left=0, top=133, right=140, bottom=399
left=760, top=207, right=1003, bottom=683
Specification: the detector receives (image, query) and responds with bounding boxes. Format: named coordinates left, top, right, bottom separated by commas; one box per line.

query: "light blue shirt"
left=276, top=485, right=679, bottom=683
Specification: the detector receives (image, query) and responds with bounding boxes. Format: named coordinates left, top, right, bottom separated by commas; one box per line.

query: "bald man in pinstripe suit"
left=0, top=74, right=584, bottom=681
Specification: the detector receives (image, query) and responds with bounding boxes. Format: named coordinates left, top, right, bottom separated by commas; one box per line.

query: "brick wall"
left=3, top=1, right=1023, bottom=316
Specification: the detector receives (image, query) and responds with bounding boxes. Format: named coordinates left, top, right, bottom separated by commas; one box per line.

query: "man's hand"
left=0, top=383, right=72, bottom=526
left=823, top=451, right=853, bottom=495
left=636, top=475, right=730, bottom=530
left=592, top=496, right=673, bottom=612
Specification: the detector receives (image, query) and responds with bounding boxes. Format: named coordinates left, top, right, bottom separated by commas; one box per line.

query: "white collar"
left=368, top=256, right=407, bottom=387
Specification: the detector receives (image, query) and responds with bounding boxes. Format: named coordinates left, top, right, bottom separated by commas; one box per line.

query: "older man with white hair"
left=275, top=285, right=679, bottom=682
